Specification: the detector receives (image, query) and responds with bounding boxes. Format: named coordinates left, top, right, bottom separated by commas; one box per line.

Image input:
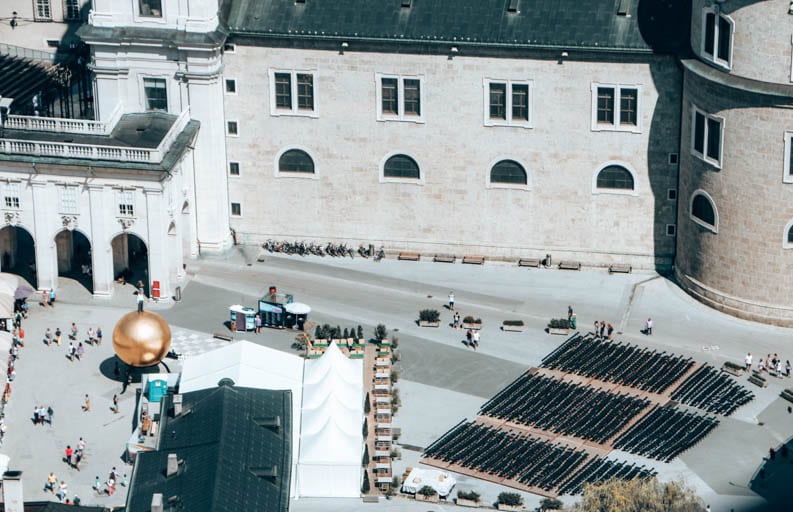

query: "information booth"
left=258, top=286, right=292, bottom=329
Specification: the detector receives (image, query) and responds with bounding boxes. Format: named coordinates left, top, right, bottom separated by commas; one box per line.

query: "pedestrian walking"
left=87, top=327, right=95, bottom=345
left=599, top=321, right=606, bottom=338
left=473, top=330, right=480, bottom=350
left=74, top=450, right=82, bottom=471
left=33, top=406, right=40, bottom=425
left=41, top=290, right=49, bottom=307
left=607, top=323, right=614, bottom=339
left=136, top=291, right=144, bottom=313
left=594, top=320, right=600, bottom=337
left=47, top=405, right=54, bottom=425
left=465, top=328, right=472, bottom=347
left=44, top=472, right=57, bottom=493
left=448, top=291, right=455, bottom=311
left=453, top=311, right=461, bottom=329
left=38, top=405, right=46, bottom=425
left=77, top=437, right=86, bottom=452
left=55, top=327, right=62, bottom=346
left=76, top=343, right=84, bottom=361
left=122, top=370, right=132, bottom=394
left=69, top=323, right=78, bottom=340
left=64, top=446, right=73, bottom=466
left=121, top=473, right=128, bottom=487
left=745, top=352, right=753, bottom=371
left=96, top=327, right=102, bottom=345
left=56, top=481, right=67, bottom=501
left=645, top=318, right=653, bottom=335
left=93, top=476, right=101, bottom=491
left=67, top=342, right=75, bottom=361
left=568, top=305, right=573, bottom=321
left=254, top=314, right=262, bottom=333
left=48, top=289, right=56, bottom=306
left=82, top=394, right=90, bottom=412
left=45, top=328, right=52, bottom=346
left=112, top=394, right=119, bottom=414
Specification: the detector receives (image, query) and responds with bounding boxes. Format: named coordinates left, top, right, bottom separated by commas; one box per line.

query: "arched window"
left=278, top=149, right=315, bottom=173
left=787, top=225, right=793, bottom=245
left=596, top=165, right=634, bottom=190
left=383, top=154, right=420, bottom=179
left=167, top=221, right=176, bottom=236
left=490, top=160, right=527, bottom=185
left=690, top=191, right=717, bottom=231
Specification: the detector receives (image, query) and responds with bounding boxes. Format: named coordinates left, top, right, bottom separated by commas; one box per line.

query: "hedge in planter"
left=418, top=485, right=438, bottom=497
left=548, top=318, right=572, bottom=329
left=497, top=492, right=523, bottom=507
left=457, top=489, right=481, bottom=502
left=419, top=309, right=441, bottom=323
left=503, top=320, right=525, bottom=327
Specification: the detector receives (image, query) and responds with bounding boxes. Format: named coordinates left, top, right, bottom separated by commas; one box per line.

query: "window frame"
left=590, top=83, right=642, bottom=133
left=230, top=202, right=242, bottom=217
left=224, top=78, right=237, bottom=95
left=141, top=76, right=168, bottom=112
left=591, top=161, right=639, bottom=196
left=689, top=189, right=718, bottom=233
left=783, top=218, right=793, bottom=249
left=117, top=189, right=135, bottom=218
left=701, top=7, right=734, bottom=70
left=226, top=120, right=239, bottom=137
left=690, top=104, right=724, bottom=169
left=483, top=78, right=534, bottom=128
left=59, top=185, right=79, bottom=214
left=63, top=0, right=80, bottom=20
left=34, top=0, right=52, bottom=21
left=486, top=158, right=532, bottom=191
left=2, top=182, right=21, bottom=210
left=379, top=152, right=424, bottom=185
left=136, top=0, right=163, bottom=19
left=228, top=161, right=241, bottom=177
left=273, top=147, right=319, bottom=180
left=375, top=73, right=425, bottom=124
left=784, top=131, right=793, bottom=183
left=666, top=224, right=677, bottom=237
left=268, top=69, right=318, bottom=118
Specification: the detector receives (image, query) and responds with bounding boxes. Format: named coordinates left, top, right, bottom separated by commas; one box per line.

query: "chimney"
left=166, top=453, right=179, bottom=477
left=151, top=493, right=163, bottom=512
left=173, top=394, right=183, bottom=416
left=2, top=470, right=24, bottom=512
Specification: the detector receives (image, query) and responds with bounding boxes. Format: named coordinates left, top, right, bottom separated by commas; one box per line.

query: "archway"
left=0, top=226, right=36, bottom=287
left=112, top=233, right=149, bottom=294
left=55, top=230, right=92, bottom=292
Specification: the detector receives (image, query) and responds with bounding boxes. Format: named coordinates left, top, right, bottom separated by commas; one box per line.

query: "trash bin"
left=174, top=286, right=181, bottom=302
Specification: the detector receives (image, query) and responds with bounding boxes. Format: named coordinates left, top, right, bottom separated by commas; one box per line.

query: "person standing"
left=47, top=405, right=54, bottom=425
left=45, top=328, right=52, bottom=346
left=73, top=449, right=82, bottom=471
left=48, top=289, right=55, bottom=306
left=567, top=305, right=573, bottom=321
left=745, top=352, right=753, bottom=371
left=38, top=405, right=46, bottom=425
left=136, top=291, right=144, bottom=313
left=55, top=327, right=62, bottom=346
left=645, top=318, right=653, bottom=335
left=67, top=342, right=75, bottom=361
left=254, top=314, right=262, bottom=334
left=112, top=394, right=119, bottom=414
left=448, top=291, right=455, bottom=311
left=96, top=327, right=103, bottom=345
left=69, top=323, right=78, bottom=340
left=56, top=481, right=68, bottom=501
left=465, top=328, right=472, bottom=347
left=64, top=446, right=73, bottom=467
left=82, top=394, right=91, bottom=412
left=34, top=406, right=40, bottom=425
left=453, top=311, right=461, bottom=329
left=607, top=323, right=614, bottom=339
left=472, top=330, right=480, bottom=350
left=77, top=437, right=86, bottom=453
left=45, top=472, right=57, bottom=493
left=76, top=343, right=84, bottom=361
left=87, top=327, right=95, bottom=345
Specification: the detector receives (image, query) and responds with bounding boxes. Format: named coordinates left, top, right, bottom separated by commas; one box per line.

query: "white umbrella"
left=284, top=302, right=311, bottom=315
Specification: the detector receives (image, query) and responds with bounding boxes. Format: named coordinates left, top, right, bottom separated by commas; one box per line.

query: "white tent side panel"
left=296, top=464, right=361, bottom=498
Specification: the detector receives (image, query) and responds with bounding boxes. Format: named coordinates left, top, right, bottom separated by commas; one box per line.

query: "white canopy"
left=401, top=468, right=457, bottom=497
left=296, top=342, right=363, bottom=498
left=284, top=302, right=311, bottom=315
left=179, top=341, right=304, bottom=497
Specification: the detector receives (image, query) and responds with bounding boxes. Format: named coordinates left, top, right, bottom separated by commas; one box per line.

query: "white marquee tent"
left=296, top=342, right=363, bottom=498
left=179, top=341, right=305, bottom=496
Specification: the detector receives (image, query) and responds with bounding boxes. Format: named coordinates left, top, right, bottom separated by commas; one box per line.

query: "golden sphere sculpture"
left=112, top=310, right=172, bottom=367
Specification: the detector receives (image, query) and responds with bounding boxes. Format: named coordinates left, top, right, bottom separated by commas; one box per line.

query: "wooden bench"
left=462, top=255, right=485, bottom=265
left=558, top=260, right=581, bottom=271
left=398, top=252, right=420, bottom=261
left=518, top=258, right=541, bottom=268
left=608, top=263, right=632, bottom=274
left=433, top=254, right=456, bottom=263
left=213, top=332, right=233, bottom=342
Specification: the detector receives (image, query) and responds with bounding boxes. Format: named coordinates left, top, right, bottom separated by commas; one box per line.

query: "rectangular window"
left=226, top=121, right=238, bottom=136
left=34, top=0, right=52, bottom=20
left=783, top=131, right=793, bottom=183
left=225, top=79, right=237, bottom=94
left=138, top=0, right=162, bottom=17
left=118, top=190, right=134, bottom=217
left=63, top=0, right=80, bottom=20
left=60, top=186, right=78, bottom=214
left=223, top=43, right=236, bottom=53
left=269, top=70, right=316, bottom=116
left=231, top=202, right=241, bottom=216
left=691, top=104, right=723, bottom=167
left=666, top=224, right=677, bottom=236
left=667, top=189, right=677, bottom=201
left=229, top=162, right=240, bottom=176
left=143, top=78, right=167, bottom=111
left=484, top=79, right=533, bottom=127
left=702, top=8, right=732, bottom=69
left=591, top=84, right=641, bottom=132
left=3, top=183, right=20, bottom=210
left=376, top=74, right=425, bottom=123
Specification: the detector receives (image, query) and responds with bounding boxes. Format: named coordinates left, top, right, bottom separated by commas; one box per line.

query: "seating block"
left=398, top=252, right=420, bottom=261
left=518, top=258, right=541, bottom=267
left=608, top=263, right=632, bottom=274
left=462, top=255, right=485, bottom=265
left=559, top=260, right=581, bottom=270
left=433, top=254, right=456, bottom=263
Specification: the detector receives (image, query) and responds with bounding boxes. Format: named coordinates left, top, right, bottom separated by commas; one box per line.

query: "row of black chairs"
left=670, top=365, right=754, bottom=416
left=556, top=456, right=656, bottom=496
left=613, top=405, right=719, bottom=461
left=480, top=372, right=650, bottom=444
left=541, top=334, right=694, bottom=393
left=422, top=421, right=654, bottom=495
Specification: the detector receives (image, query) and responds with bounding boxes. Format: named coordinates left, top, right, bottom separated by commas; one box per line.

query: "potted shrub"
left=497, top=492, right=524, bottom=511
left=502, top=320, right=525, bottom=332
left=374, top=324, right=388, bottom=342
left=417, top=485, right=439, bottom=502
left=462, top=316, right=483, bottom=330
left=456, top=489, right=481, bottom=508
left=419, top=309, right=441, bottom=327
left=547, top=318, right=572, bottom=335
left=539, top=497, right=563, bottom=511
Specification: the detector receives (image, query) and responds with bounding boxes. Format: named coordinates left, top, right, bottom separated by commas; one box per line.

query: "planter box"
left=548, top=328, right=570, bottom=335
left=349, top=352, right=364, bottom=359
left=497, top=504, right=524, bottom=511
left=722, top=361, right=744, bottom=377
left=456, top=498, right=480, bottom=508
left=416, top=493, right=439, bottom=503
left=419, top=321, right=441, bottom=327
left=502, top=324, right=525, bottom=332
left=462, top=323, right=482, bottom=330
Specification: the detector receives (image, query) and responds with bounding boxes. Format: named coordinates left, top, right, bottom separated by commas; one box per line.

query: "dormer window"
left=139, top=0, right=162, bottom=17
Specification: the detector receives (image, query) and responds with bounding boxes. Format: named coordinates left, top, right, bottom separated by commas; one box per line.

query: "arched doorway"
left=0, top=226, right=36, bottom=287
left=112, top=233, right=148, bottom=294
left=55, top=230, right=92, bottom=292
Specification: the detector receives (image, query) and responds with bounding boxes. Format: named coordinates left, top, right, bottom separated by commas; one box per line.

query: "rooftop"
left=125, top=383, right=292, bottom=512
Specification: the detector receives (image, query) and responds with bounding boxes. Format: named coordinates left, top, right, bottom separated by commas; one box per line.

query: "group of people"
left=63, top=437, right=87, bottom=471
left=745, top=352, right=791, bottom=377
left=32, top=404, right=54, bottom=425
left=39, top=289, right=56, bottom=307
left=43, top=323, right=103, bottom=363
left=448, top=292, right=483, bottom=350
left=594, top=320, right=615, bottom=339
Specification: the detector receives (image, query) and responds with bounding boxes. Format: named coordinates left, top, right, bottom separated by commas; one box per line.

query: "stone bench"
left=398, top=252, right=421, bottom=261
left=362, top=496, right=380, bottom=503
left=558, top=260, right=581, bottom=271
left=780, top=389, right=793, bottom=404
left=608, top=263, right=632, bottom=274
left=749, top=372, right=768, bottom=388
left=433, top=254, right=456, bottom=263
left=462, top=255, right=485, bottom=265
left=213, top=332, right=233, bottom=342
left=518, top=258, right=541, bottom=268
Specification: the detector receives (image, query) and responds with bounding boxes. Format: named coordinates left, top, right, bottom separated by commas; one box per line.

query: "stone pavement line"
left=618, top=275, right=663, bottom=334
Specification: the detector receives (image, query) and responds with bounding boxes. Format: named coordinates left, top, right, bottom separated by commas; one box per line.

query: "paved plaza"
left=2, top=247, right=792, bottom=511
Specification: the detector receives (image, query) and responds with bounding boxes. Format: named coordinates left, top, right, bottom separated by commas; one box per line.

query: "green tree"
left=362, top=444, right=369, bottom=466
left=540, top=497, right=563, bottom=510
left=374, top=324, right=388, bottom=341
left=574, top=478, right=706, bottom=512
left=364, top=392, right=371, bottom=414
left=361, top=470, right=370, bottom=493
